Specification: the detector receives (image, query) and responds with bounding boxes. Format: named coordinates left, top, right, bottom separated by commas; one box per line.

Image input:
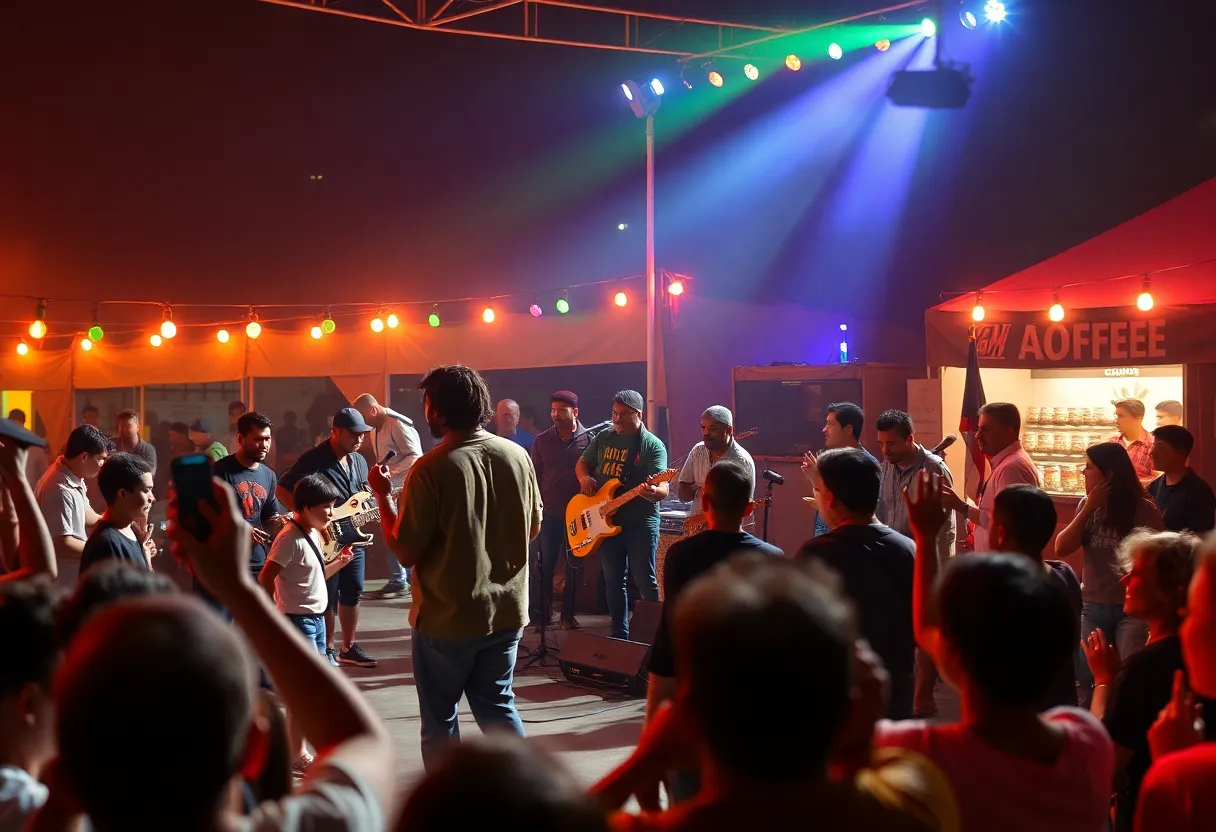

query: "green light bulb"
left=555, top=298, right=570, bottom=314
left=428, top=312, right=440, bottom=328
left=321, top=318, right=336, bottom=334
left=88, top=325, right=104, bottom=342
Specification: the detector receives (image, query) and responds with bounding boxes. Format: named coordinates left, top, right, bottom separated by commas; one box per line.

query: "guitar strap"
left=291, top=519, right=331, bottom=568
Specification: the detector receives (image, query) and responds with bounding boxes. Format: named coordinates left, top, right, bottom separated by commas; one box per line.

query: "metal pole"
left=645, top=112, right=656, bottom=419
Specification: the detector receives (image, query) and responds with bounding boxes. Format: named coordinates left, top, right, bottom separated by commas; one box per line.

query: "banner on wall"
left=926, top=305, right=1216, bottom=369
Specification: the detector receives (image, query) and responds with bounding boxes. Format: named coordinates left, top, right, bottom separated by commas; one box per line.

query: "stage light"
left=16, top=341, right=29, bottom=356
left=743, top=63, right=759, bottom=81
left=785, top=54, right=801, bottom=71
left=1137, top=277, right=1154, bottom=311
left=828, top=43, right=843, bottom=60
left=428, top=305, right=441, bottom=327
left=648, top=78, right=664, bottom=96
left=668, top=279, right=685, bottom=296
left=622, top=79, right=663, bottom=118
left=614, top=291, right=628, bottom=307
left=80, top=337, right=92, bottom=352
left=985, top=1, right=1007, bottom=23
left=321, top=308, right=336, bottom=334
left=972, top=294, right=985, bottom=322
left=370, top=316, right=385, bottom=333
left=921, top=18, right=937, bottom=37
left=482, top=306, right=496, bottom=324
left=386, top=313, right=400, bottom=328
left=150, top=333, right=163, bottom=347
left=29, top=301, right=47, bottom=340
left=160, top=307, right=177, bottom=339
left=708, top=70, right=723, bottom=87
left=310, top=324, right=323, bottom=340
left=618, top=222, right=628, bottom=231
left=621, top=82, right=633, bottom=101
left=876, top=39, right=891, bottom=51
left=217, top=329, right=230, bottom=343
left=246, top=310, right=262, bottom=339
left=1049, top=292, right=1065, bottom=322
left=556, top=295, right=570, bottom=314
left=961, top=10, right=978, bottom=28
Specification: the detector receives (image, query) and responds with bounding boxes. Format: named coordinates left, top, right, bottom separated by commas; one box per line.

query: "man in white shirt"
left=676, top=406, right=755, bottom=515
left=354, top=393, right=423, bottom=597
left=941, top=402, right=1041, bottom=553
left=33, top=424, right=112, bottom=588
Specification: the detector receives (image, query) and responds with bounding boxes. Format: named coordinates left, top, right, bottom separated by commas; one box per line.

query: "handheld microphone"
left=377, top=450, right=397, bottom=467
left=931, top=435, right=958, bottom=456
left=761, top=469, right=785, bottom=485
left=586, top=420, right=613, bottom=433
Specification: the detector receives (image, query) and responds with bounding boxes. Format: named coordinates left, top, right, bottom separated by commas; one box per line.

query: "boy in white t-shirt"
left=257, top=473, right=352, bottom=773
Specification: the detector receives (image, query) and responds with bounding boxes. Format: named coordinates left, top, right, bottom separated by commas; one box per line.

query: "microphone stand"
left=520, top=538, right=560, bottom=670
left=762, top=479, right=775, bottom=542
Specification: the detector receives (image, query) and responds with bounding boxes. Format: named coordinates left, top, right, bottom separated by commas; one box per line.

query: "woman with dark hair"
left=1057, top=442, right=1164, bottom=708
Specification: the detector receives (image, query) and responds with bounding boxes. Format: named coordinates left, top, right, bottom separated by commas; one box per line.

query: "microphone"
left=383, top=407, right=414, bottom=427
left=931, top=435, right=957, bottom=456
left=377, top=449, right=397, bottom=467
left=586, top=420, right=613, bottom=433
left=761, top=469, right=785, bottom=485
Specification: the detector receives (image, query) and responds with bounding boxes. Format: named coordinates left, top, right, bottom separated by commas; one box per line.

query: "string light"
left=785, top=54, right=801, bottom=71
left=80, top=337, right=93, bottom=352
left=88, top=304, right=104, bottom=342
left=556, top=293, right=570, bottom=314
left=482, top=306, right=496, bottom=324
left=16, top=341, right=29, bottom=356
left=386, top=313, right=400, bottom=328
left=321, top=307, right=336, bottom=334
left=828, top=43, right=843, bottom=60
left=920, top=18, right=936, bottom=37
left=707, top=70, right=723, bottom=87
left=160, top=306, right=177, bottom=339
left=972, top=293, right=985, bottom=322
left=245, top=310, right=262, bottom=340
left=614, top=291, right=629, bottom=307
left=310, top=324, right=324, bottom=340
left=529, top=297, right=543, bottom=317
left=1048, top=291, right=1065, bottom=322
left=668, top=279, right=685, bottom=296
left=29, top=301, right=47, bottom=340
left=150, top=333, right=163, bottom=347
left=1137, top=277, right=1154, bottom=311
left=216, top=329, right=230, bottom=343
left=428, top=305, right=441, bottom=327
left=743, top=63, right=759, bottom=81
left=370, top=315, right=385, bottom=333
left=875, top=39, right=891, bottom=51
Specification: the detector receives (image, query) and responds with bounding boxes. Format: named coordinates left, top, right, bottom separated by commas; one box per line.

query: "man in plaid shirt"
left=1110, top=398, right=1157, bottom=486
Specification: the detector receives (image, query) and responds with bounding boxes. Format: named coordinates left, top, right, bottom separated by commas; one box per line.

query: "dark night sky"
left=2, top=0, right=1214, bottom=340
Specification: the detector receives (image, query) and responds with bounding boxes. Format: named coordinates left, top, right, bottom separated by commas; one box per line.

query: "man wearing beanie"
left=676, top=405, right=755, bottom=516
left=575, top=389, right=668, bottom=640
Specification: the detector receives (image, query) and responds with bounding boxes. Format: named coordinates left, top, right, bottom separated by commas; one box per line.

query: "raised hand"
left=801, top=451, right=820, bottom=485
left=1149, top=670, right=1205, bottom=761
left=904, top=470, right=947, bottom=540
left=1082, top=630, right=1121, bottom=685
left=368, top=463, right=392, bottom=497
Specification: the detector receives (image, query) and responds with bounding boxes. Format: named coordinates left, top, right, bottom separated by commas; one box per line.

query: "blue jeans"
left=325, top=546, right=366, bottom=609
left=598, top=522, right=660, bottom=640
left=287, top=613, right=328, bottom=656
left=411, top=627, right=526, bottom=770
left=1074, top=601, right=1147, bottom=708
left=531, top=512, right=577, bottom=619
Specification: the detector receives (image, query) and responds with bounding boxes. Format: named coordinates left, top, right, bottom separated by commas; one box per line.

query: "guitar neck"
left=602, top=483, right=648, bottom=517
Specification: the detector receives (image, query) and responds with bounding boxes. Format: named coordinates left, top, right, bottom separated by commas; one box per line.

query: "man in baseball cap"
left=574, top=389, right=669, bottom=640
left=188, top=419, right=229, bottom=462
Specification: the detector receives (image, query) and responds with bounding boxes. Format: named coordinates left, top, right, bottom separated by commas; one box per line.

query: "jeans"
left=531, top=512, right=577, bottom=619
left=287, top=613, right=328, bottom=656
left=326, top=546, right=366, bottom=609
left=387, top=555, right=410, bottom=586
left=598, top=522, right=660, bottom=640
left=411, top=627, right=526, bottom=770
left=1075, top=601, right=1148, bottom=708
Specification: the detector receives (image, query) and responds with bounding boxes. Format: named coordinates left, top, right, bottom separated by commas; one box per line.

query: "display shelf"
left=1029, top=452, right=1087, bottom=461
left=1025, top=423, right=1115, bottom=431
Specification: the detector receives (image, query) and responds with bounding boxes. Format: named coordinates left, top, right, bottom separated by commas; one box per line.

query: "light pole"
left=622, top=79, right=664, bottom=418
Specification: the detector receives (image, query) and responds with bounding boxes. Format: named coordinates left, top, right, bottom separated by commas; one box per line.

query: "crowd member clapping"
left=37, top=479, right=394, bottom=830
left=1134, top=534, right=1216, bottom=830
left=1057, top=443, right=1164, bottom=708
left=596, top=554, right=958, bottom=831
left=1083, top=530, right=1210, bottom=830
left=887, top=472, right=1114, bottom=832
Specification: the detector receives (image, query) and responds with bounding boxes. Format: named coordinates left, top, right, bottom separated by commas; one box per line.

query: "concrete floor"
left=344, top=579, right=960, bottom=798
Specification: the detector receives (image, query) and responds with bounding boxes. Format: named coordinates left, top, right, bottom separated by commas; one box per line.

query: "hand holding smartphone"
left=171, top=454, right=219, bottom=540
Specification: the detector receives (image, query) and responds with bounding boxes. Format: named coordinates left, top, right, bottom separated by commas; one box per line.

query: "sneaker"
left=325, top=647, right=339, bottom=667
left=380, top=580, right=407, bottom=598
left=561, top=615, right=581, bottom=630
left=338, top=643, right=378, bottom=668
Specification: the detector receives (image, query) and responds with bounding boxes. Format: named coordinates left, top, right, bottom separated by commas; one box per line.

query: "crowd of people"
left=2, top=364, right=1216, bottom=831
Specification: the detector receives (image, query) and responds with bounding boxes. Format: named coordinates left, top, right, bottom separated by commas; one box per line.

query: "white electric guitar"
left=317, top=490, right=381, bottom=564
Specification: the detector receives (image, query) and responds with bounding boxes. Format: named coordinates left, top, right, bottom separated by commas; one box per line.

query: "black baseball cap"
left=332, top=407, right=374, bottom=434
left=0, top=418, right=48, bottom=449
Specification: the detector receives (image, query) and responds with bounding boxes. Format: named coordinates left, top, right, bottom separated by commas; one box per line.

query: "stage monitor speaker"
left=558, top=631, right=650, bottom=697
left=630, top=600, right=663, bottom=646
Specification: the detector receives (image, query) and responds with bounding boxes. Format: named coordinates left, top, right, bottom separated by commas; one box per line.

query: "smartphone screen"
left=171, top=453, right=217, bottom=540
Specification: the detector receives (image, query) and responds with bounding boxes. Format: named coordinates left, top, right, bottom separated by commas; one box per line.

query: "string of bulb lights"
left=9, top=273, right=689, bottom=356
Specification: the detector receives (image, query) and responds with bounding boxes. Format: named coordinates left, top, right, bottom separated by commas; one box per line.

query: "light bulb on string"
left=428, top=305, right=441, bottom=327
left=529, top=296, right=543, bottom=317
left=321, top=307, right=336, bottom=334
left=556, top=294, right=570, bottom=314
left=245, top=310, right=261, bottom=339
left=310, top=324, right=323, bottom=340
left=971, top=293, right=985, bottom=322
left=29, top=300, right=47, bottom=340
left=743, top=63, right=759, bottom=81
left=828, top=43, right=843, bottom=60
left=160, top=306, right=177, bottom=339
left=16, top=341, right=29, bottom=356
left=875, top=39, right=891, bottom=51
left=216, top=329, right=230, bottom=343
left=1048, top=291, right=1065, bottom=323
left=614, top=291, right=629, bottom=307
left=785, top=54, right=801, bottom=71
left=668, top=279, right=685, bottom=296
left=370, top=315, right=385, bottom=333
left=150, top=334, right=163, bottom=347
left=80, top=337, right=93, bottom=352
left=386, top=313, right=399, bottom=329
left=482, top=306, right=496, bottom=324
left=1136, top=277, right=1154, bottom=311
left=707, top=70, right=723, bottom=87
left=88, top=304, right=104, bottom=341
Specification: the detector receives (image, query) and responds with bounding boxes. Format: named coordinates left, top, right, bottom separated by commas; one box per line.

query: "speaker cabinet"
left=558, top=632, right=651, bottom=697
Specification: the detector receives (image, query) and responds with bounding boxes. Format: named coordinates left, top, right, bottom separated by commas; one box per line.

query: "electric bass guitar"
left=682, top=496, right=771, bottom=537
left=566, top=469, right=679, bottom=558
left=318, top=490, right=381, bottom=564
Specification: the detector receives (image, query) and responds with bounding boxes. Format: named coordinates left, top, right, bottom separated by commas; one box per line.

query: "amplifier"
left=557, top=632, right=651, bottom=697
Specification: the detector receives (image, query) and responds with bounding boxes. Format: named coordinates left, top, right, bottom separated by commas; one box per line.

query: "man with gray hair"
left=353, top=393, right=423, bottom=597
left=677, top=405, right=755, bottom=515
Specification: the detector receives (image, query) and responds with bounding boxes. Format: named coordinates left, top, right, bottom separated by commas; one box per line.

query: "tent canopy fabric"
left=933, top=177, right=1216, bottom=313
